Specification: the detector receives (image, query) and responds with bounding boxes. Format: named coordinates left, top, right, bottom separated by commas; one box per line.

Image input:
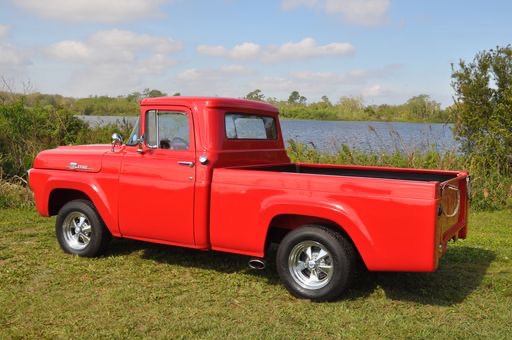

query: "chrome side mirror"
left=111, top=133, right=123, bottom=152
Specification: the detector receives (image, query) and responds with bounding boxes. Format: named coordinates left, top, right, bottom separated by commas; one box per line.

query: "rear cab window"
left=225, top=113, right=277, bottom=140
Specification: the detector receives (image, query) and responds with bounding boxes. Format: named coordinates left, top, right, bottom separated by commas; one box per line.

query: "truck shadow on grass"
left=108, top=238, right=276, bottom=277
left=108, top=240, right=495, bottom=306
left=345, top=246, right=496, bottom=306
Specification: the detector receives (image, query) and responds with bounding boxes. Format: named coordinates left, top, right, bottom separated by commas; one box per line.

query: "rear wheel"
left=56, top=199, right=111, bottom=257
left=276, top=225, right=356, bottom=301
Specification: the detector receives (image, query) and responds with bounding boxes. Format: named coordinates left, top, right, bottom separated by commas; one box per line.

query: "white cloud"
left=47, top=41, right=92, bottom=62
left=267, top=38, right=354, bottom=62
left=219, top=64, right=253, bottom=74
left=0, top=24, right=9, bottom=39
left=44, top=29, right=182, bottom=96
left=46, top=29, right=181, bottom=65
left=13, top=0, right=169, bottom=23
left=282, top=0, right=391, bottom=26
left=230, top=42, right=262, bottom=59
left=362, top=84, right=384, bottom=96
left=289, top=66, right=398, bottom=84
left=197, top=37, right=354, bottom=63
left=176, top=65, right=255, bottom=96
left=245, top=65, right=400, bottom=102
left=88, top=29, right=180, bottom=54
left=0, top=46, right=30, bottom=65
left=0, top=24, right=31, bottom=67
left=196, top=45, right=227, bottom=57
left=325, top=0, right=390, bottom=26
left=282, top=0, right=318, bottom=10
left=174, top=64, right=400, bottom=102
left=65, top=64, right=142, bottom=97
left=197, top=43, right=262, bottom=60
left=177, top=65, right=253, bottom=81
left=137, top=54, right=176, bottom=74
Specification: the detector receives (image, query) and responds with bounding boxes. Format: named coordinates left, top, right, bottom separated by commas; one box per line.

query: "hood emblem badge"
left=68, top=162, right=91, bottom=170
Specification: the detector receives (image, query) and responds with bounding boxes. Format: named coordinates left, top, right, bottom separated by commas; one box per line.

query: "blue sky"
left=0, top=0, right=510, bottom=106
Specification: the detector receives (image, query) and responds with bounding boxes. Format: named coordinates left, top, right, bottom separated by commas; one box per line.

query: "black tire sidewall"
left=55, top=200, right=106, bottom=257
left=276, top=226, right=353, bottom=301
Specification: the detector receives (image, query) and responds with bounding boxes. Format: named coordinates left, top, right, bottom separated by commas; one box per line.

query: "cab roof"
left=140, top=96, right=278, bottom=113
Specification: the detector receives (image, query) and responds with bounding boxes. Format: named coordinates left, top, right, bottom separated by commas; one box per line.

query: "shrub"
left=0, top=99, right=88, bottom=178
left=0, top=178, right=34, bottom=209
left=451, top=46, right=512, bottom=176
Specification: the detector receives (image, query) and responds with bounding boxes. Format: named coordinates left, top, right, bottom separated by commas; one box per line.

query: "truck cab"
left=116, top=97, right=288, bottom=249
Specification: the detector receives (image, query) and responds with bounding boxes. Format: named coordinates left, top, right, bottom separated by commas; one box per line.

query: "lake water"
left=78, top=115, right=458, bottom=154
left=281, top=120, right=457, bottom=154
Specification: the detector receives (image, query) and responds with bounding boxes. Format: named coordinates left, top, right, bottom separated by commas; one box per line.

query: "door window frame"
left=141, top=106, right=195, bottom=152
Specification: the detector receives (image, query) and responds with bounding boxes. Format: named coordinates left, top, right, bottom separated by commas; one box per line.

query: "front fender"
left=31, top=169, right=120, bottom=236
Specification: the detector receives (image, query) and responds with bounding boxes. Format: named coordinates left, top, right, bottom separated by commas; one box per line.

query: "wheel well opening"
left=48, top=189, right=91, bottom=216
left=265, top=214, right=364, bottom=266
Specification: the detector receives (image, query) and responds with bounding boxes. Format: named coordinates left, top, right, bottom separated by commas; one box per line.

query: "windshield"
left=126, top=117, right=141, bottom=146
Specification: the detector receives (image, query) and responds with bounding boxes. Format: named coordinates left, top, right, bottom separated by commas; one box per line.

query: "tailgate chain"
left=440, top=184, right=460, bottom=217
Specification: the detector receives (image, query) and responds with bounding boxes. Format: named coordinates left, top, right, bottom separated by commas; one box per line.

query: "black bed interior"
left=249, top=164, right=456, bottom=182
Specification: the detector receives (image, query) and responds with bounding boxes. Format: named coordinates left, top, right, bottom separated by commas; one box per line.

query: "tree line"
left=1, top=87, right=450, bottom=123
left=246, top=89, right=450, bottom=122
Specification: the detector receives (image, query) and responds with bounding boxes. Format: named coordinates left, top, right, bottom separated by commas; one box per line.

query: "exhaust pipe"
left=248, top=258, right=266, bottom=270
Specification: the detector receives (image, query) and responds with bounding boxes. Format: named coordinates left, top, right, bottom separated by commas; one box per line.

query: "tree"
left=143, top=88, right=166, bottom=98
left=288, top=90, right=306, bottom=105
left=336, top=96, right=364, bottom=119
left=404, top=95, right=441, bottom=120
left=288, top=91, right=300, bottom=104
left=245, top=89, right=265, bottom=101
left=451, top=46, right=512, bottom=173
left=127, top=92, right=142, bottom=101
left=321, top=95, right=332, bottom=106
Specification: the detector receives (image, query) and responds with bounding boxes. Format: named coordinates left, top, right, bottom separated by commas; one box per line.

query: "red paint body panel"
left=118, top=105, right=196, bottom=246
left=209, top=166, right=467, bottom=271
left=29, top=96, right=469, bottom=272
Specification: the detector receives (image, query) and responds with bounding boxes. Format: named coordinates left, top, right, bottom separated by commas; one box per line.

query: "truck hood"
left=33, top=144, right=111, bottom=173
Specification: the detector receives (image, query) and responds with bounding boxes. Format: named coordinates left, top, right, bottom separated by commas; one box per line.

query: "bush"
left=0, top=99, right=134, bottom=179
left=0, top=178, right=34, bottom=209
left=0, top=99, right=88, bottom=178
left=451, top=46, right=512, bottom=176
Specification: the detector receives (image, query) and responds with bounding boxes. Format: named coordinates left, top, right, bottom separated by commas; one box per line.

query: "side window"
left=126, top=117, right=141, bottom=146
left=146, top=110, right=158, bottom=147
left=145, top=110, right=190, bottom=150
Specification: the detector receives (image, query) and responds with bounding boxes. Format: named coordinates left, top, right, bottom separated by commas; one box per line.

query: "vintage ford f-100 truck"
left=29, top=97, right=469, bottom=301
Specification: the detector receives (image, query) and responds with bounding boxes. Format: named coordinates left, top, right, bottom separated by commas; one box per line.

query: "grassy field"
left=0, top=209, right=511, bottom=338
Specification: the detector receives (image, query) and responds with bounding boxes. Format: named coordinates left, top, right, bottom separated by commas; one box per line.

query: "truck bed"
left=245, top=163, right=457, bottom=183
left=210, top=163, right=468, bottom=272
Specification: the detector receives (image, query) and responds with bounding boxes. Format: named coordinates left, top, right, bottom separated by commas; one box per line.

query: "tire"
left=276, top=225, right=356, bottom=302
left=55, top=199, right=112, bottom=257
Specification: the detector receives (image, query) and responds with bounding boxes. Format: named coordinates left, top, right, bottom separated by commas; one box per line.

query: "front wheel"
left=56, top=199, right=111, bottom=257
left=276, top=225, right=356, bottom=301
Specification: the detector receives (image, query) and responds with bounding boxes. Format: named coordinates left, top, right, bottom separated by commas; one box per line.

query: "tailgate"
left=436, top=172, right=470, bottom=259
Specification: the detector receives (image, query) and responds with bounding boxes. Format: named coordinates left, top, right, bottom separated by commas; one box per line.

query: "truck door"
left=118, top=107, right=196, bottom=246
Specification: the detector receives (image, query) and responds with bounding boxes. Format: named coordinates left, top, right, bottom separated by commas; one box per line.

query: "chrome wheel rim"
left=288, top=240, right=333, bottom=290
left=62, top=212, right=92, bottom=250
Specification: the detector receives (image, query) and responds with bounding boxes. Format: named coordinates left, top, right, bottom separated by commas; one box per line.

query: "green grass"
left=1, top=209, right=511, bottom=338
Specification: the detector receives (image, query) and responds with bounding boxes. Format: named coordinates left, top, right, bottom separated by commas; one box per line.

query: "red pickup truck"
left=29, top=97, right=469, bottom=301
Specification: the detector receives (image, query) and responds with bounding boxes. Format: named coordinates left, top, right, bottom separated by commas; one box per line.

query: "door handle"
left=178, top=161, right=195, bottom=167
